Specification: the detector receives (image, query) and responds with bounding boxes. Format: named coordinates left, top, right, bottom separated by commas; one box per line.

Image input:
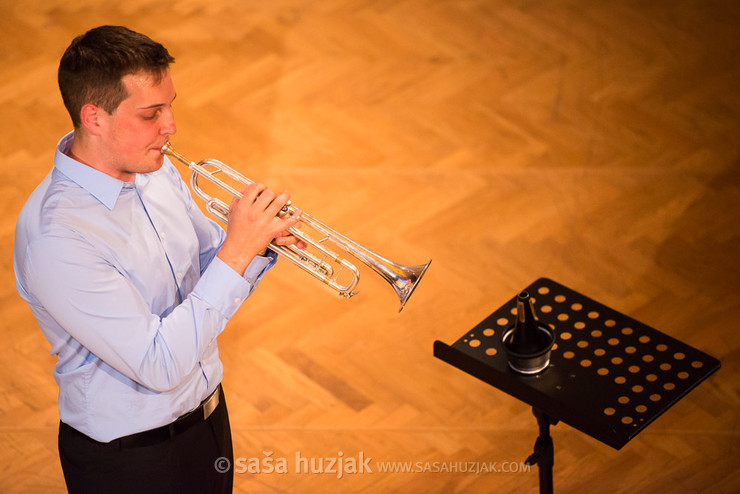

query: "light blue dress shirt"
left=14, top=131, right=276, bottom=442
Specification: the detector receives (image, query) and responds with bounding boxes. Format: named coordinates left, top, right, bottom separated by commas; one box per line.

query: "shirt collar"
left=54, top=131, right=125, bottom=210
left=53, top=131, right=150, bottom=210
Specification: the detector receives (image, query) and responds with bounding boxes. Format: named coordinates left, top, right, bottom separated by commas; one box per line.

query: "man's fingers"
left=265, top=191, right=292, bottom=217
left=241, top=183, right=267, bottom=204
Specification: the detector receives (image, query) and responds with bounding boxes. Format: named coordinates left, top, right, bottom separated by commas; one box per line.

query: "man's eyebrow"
left=137, top=93, right=177, bottom=110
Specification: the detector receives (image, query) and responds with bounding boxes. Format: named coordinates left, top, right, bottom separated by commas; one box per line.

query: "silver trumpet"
left=161, top=142, right=431, bottom=312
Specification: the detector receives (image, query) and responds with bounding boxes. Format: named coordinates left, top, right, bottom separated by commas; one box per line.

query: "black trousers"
left=58, top=386, right=233, bottom=494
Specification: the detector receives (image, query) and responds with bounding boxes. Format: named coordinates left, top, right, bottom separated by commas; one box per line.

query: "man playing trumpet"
left=14, top=25, right=301, bottom=493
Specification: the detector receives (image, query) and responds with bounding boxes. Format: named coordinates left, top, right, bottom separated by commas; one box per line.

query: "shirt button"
left=176, top=272, right=183, bottom=279
left=160, top=232, right=167, bottom=239
left=234, top=298, right=241, bottom=304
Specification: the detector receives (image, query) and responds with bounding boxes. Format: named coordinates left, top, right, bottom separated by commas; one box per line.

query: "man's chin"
left=153, top=149, right=166, bottom=164
left=141, top=153, right=165, bottom=174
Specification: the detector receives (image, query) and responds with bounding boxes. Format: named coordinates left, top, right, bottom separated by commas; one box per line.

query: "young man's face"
left=97, top=69, right=177, bottom=181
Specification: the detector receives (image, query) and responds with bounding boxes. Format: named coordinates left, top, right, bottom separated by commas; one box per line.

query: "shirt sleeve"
left=21, top=232, right=276, bottom=393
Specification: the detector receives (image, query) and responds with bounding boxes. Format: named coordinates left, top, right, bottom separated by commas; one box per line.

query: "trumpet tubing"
left=161, top=142, right=430, bottom=312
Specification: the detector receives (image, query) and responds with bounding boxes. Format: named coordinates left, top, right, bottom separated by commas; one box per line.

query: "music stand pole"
left=526, top=408, right=557, bottom=494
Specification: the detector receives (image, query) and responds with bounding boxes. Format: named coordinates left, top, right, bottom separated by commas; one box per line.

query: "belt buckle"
left=202, top=385, right=220, bottom=420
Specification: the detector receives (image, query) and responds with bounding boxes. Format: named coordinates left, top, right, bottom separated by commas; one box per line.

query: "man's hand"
left=217, top=183, right=303, bottom=275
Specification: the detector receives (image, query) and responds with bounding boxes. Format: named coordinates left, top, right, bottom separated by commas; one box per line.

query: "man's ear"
left=79, top=103, right=106, bottom=136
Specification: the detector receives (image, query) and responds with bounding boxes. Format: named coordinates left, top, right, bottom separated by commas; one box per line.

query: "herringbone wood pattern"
left=1, top=1, right=738, bottom=492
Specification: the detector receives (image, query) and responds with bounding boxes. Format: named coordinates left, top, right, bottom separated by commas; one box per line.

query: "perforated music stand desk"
left=434, top=278, right=720, bottom=493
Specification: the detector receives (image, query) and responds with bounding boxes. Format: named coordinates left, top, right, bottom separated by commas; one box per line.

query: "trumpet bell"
left=385, top=259, right=432, bottom=312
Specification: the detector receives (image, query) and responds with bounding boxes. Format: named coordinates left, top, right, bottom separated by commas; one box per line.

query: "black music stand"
left=434, top=278, right=720, bottom=494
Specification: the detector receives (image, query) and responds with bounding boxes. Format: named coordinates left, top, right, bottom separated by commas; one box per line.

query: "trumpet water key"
left=161, top=142, right=431, bottom=312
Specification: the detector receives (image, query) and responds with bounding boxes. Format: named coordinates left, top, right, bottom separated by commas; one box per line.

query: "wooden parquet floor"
left=1, top=1, right=739, bottom=492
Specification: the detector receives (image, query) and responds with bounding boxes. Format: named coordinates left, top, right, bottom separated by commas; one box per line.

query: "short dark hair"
left=58, top=25, right=175, bottom=128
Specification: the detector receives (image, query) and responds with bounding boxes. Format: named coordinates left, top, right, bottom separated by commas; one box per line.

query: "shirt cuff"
left=193, top=251, right=277, bottom=320
left=244, top=249, right=278, bottom=287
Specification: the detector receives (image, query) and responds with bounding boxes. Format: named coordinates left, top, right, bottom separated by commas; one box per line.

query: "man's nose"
left=161, top=108, right=176, bottom=135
